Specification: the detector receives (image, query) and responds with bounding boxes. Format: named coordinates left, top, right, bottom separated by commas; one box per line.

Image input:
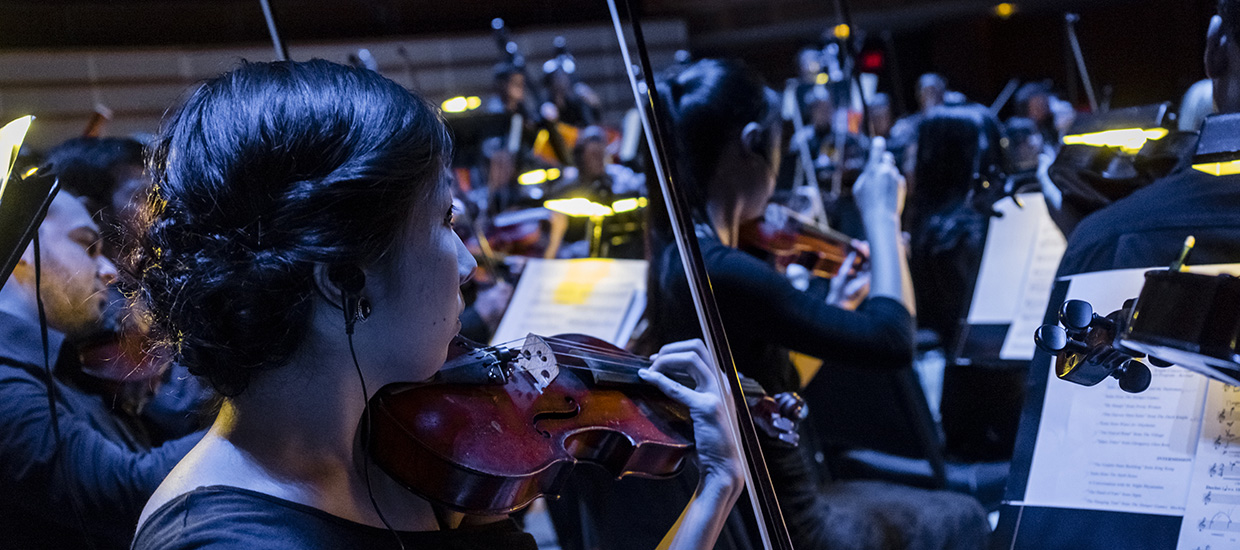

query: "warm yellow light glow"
left=1061, top=127, right=1169, bottom=154
left=994, top=3, right=1016, bottom=19
left=1193, top=159, right=1240, bottom=176
left=815, top=72, right=830, bottom=85
left=519, top=169, right=547, bottom=185
left=0, top=115, right=34, bottom=197
left=544, top=198, right=614, bottom=218
left=518, top=168, right=562, bottom=186
left=611, top=196, right=648, bottom=213
left=440, top=96, right=481, bottom=114
left=21, top=166, right=38, bottom=178
left=833, top=24, right=850, bottom=40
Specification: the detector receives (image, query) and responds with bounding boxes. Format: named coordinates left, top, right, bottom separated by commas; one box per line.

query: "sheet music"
left=963, top=193, right=1066, bottom=360
left=967, top=195, right=1038, bottom=325
left=996, top=194, right=1067, bottom=360
left=1020, top=268, right=1209, bottom=516
left=1178, top=381, right=1240, bottom=550
left=491, top=258, right=647, bottom=347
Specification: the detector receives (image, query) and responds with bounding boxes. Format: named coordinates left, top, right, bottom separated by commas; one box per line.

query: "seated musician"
left=549, top=58, right=988, bottom=550
left=888, top=73, right=946, bottom=165
left=129, top=59, right=744, bottom=549
left=1056, top=0, right=1240, bottom=276
left=0, top=188, right=203, bottom=550
left=904, top=105, right=1004, bottom=351
left=46, top=136, right=212, bottom=440
left=540, top=58, right=601, bottom=128
left=544, top=126, right=646, bottom=259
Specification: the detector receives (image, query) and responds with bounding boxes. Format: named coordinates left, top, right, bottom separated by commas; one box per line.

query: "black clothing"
left=546, top=230, right=919, bottom=550
left=1056, top=163, right=1240, bottom=276
left=0, top=310, right=202, bottom=550
left=764, top=441, right=989, bottom=550
left=908, top=201, right=990, bottom=349
left=132, top=485, right=538, bottom=550
left=649, top=229, right=915, bottom=394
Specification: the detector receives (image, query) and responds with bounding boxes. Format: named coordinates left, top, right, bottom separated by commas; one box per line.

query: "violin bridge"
left=514, top=334, right=559, bottom=394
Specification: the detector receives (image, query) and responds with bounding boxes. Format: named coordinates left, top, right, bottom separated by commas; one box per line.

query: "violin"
left=75, top=330, right=165, bottom=401
left=72, top=288, right=167, bottom=407
left=1119, top=269, right=1240, bottom=385
left=485, top=207, right=550, bottom=258
left=739, top=203, right=866, bottom=279
left=367, top=333, right=805, bottom=515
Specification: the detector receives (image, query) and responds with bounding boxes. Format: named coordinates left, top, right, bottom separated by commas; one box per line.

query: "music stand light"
left=1061, top=103, right=1171, bottom=154
left=0, top=116, right=61, bottom=292
left=1191, top=112, right=1240, bottom=176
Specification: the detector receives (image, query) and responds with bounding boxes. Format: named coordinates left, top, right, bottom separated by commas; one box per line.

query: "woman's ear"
left=740, top=122, right=766, bottom=159
left=312, top=263, right=346, bottom=311
left=741, top=121, right=780, bottom=172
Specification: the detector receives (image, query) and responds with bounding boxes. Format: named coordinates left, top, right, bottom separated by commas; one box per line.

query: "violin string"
left=447, top=336, right=767, bottom=393
left=439, top=338, right=642, bottom=372
left=529, top=354, right=767, bottom=398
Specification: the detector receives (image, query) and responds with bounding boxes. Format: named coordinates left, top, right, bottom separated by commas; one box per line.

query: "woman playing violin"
left=647, top=58, right=916, bottom=396
left=129, top=59, right=743, bottom=549
left=552, top=59, right=988, bottom=550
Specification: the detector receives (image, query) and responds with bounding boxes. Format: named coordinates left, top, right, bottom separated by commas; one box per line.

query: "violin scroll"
left=750, top=392, right=807, bottom=449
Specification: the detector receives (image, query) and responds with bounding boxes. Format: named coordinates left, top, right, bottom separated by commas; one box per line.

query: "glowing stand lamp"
left=1061, top=103, right=1172, bottom=154
left=543, top=195, right=647, bottom=258
left=0, top=116, right=59, bottom=290
left=1191, top=112, right=1240, bottom=177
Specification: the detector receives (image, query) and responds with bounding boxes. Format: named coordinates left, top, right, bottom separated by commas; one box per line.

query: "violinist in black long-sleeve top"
left=549, top=58, right=989, bottom=550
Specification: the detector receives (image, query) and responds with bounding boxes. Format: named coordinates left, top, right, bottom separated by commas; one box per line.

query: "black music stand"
left=0, top=168, right=59, bottom=291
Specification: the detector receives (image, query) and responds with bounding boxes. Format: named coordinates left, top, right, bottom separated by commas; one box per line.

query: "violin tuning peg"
left=1060, top=300, right=1095, bottom=331
left=1116, top=359, right=1152, bottom=394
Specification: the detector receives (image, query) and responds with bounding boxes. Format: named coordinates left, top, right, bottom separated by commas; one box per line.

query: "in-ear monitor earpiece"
left=328, top=265, right=368, bottom=334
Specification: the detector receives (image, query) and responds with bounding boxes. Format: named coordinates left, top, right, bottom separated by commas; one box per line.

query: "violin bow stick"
left=784, top=79, right=830, bottom=227
left=605, top=2, right=793, bottom=549
left=1065, top=13, right=1098, bottom=112
left=258, top=0, right=291, bottom=62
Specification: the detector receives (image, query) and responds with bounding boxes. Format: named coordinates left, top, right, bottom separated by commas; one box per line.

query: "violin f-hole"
left=532, top=399, right=581, bottom=438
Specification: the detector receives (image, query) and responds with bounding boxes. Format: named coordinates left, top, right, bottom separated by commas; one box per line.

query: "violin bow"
left=1064, top=14, right=1098, bottom=112
left=258, top=0, right=290, bottom=62
left=605, top=1, right=793, bottom=549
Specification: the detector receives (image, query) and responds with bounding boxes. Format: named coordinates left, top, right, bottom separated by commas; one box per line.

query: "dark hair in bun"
left=129, top=59, right=451, bottom=396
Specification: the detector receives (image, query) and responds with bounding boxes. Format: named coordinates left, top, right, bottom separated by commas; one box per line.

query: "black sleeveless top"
left=131, top=486, right=537, bottom=550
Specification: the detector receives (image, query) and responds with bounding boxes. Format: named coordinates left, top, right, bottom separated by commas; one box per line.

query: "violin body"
left=369, top=334, right=693, bottom=515
left=485, top=208, right=547, bottom=257
left=73, top=290, right=168, bottom=405
left=739, top=204, right=865, bottom=279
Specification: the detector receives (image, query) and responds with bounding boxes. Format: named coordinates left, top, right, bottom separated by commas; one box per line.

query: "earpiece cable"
left=348, top=331, right=407, bottom=550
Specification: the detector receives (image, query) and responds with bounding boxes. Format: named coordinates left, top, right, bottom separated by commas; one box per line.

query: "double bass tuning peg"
left=1115, top=359, right=1153, bottom=393
left=1059, top=299, right=1115, bottom=332
left=1035, top=324, right=1089, bottom=354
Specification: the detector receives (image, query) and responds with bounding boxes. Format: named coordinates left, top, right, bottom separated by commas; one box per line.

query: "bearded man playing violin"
left=0, top=189, right=203, bottom=550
